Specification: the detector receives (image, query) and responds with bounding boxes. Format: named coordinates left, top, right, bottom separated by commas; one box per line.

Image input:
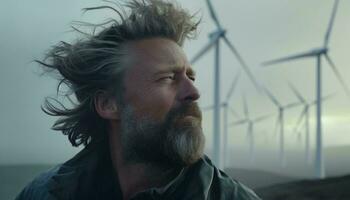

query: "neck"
left=108, top=124, right=180, bottom=200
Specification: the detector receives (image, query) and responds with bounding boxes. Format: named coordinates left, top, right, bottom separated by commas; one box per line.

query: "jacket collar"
left=47, top=143, right=215, bottom=200
left=155, top=156, right=214, bottom=199
left=124, top=156, right=215, bottom=200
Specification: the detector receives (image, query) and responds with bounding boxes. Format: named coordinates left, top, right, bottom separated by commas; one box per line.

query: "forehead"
left=125, top=38, right=193, bottom=74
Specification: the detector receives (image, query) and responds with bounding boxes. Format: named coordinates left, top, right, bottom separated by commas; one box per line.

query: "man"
left=17, top=0, right=261, bottom=199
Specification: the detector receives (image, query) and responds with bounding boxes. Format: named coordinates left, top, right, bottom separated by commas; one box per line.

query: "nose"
left=178, top=76, right=200, bottom=103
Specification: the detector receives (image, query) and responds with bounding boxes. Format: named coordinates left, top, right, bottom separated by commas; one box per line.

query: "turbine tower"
left=263, top=87, right=303, bottom=166
left=191, top=0, right=260, bottom=168
left=262, top=0, right=349, bottom=178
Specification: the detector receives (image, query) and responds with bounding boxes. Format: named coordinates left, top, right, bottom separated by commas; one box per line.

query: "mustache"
left=166, top=102, right=202, bottom=124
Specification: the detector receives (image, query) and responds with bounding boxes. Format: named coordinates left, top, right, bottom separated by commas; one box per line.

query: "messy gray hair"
left=38, top=0, right=200, bottom=147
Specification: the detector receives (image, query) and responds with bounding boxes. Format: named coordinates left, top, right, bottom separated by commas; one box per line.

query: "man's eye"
left=167, top=75, right=175, bottom=80
left=161, top=75, right=175, bottom=80
left=189, top=76, right=196, bottom=81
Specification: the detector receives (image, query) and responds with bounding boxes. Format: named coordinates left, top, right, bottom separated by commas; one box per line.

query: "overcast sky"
left=1, top=0, right=350, bottom=165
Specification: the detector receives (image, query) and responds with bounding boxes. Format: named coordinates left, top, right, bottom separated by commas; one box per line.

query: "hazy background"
left=1, top=0, right=349, bottom=179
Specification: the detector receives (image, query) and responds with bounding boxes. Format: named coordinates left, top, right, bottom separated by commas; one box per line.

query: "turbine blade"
left=284, top=101, right=303, bottom=109
left=325, top=54, right=350, bottom=97
left=262, top=49, right=320, bottom=66
left=293, top=107, right=307, bottom=133
left=324, top=0, right=340, bottom=47
left=242, top=93, right=249, bottom=118
left=223, top=36, right=261, bottom=91
left=230, top=119, right=248, bottom=126
left=323, top=92, right=337, bottom=101
left=254, top=113, right=273, bottom=123
left=288, top=82, right=306, bottom=103
left=262, top=86, right=281, bottom=107
left=206, top=0, right=222, bottom=29
left=190, top=34, right=219, bottom=64
left=225, top=70, right=241, bottom=102
left=228, top=105, right=241, bottom=118
left=310, top=92, right=336, bottom=105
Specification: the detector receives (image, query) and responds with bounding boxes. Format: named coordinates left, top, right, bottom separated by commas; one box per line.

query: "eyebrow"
left=154, top=65, right=196, bottom=76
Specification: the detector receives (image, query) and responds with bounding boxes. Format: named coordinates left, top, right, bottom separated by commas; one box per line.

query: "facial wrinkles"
left=123, top=42, right=191, bottom=121
left=131, top=38, right=188, bottom=75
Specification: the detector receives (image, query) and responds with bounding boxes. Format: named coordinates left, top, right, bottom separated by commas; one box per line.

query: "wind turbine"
left=222, top=71, right=241, bottom=168
left=289, top=83, right=336, bottom=165
left=230, top=94, right=272, bottom=163
left=263, top=87, right=303, bottom=166
left=262, top=0, right=349, bottom=178
left=202, top=71, right=241, bottom=168
left=288, top=83, right=312, bottom=164
left=191, top=0, right=260, bottom=168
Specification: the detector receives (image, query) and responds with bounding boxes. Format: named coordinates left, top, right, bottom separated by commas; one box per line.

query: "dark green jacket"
left=16, top=144, right=261, bottom=200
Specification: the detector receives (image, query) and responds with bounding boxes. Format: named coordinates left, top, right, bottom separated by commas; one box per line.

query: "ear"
left=94, top=91, right=120, bottom=120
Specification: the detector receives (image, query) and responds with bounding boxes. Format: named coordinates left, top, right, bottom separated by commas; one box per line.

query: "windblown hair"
left=39, top=0, right=200, bottom=147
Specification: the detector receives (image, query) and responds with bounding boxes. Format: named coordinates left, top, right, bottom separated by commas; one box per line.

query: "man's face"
left=119, top=38, right=205, bottom=166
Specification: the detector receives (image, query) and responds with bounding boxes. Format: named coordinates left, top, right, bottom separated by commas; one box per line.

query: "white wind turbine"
left=222, top=71, right=241, bottom=167
left=263, top=87, right=303, bottom=166
left=191, top=0, right=260, bottom=168
left=289, top=83, right=312, bottom=164
left=230, top=94, right=272, bottom=163
left=262, top=0, right=349, bottom=178
left=289, top=83, right=335, bottom=165
left=202, top=71, right=241, bottom=168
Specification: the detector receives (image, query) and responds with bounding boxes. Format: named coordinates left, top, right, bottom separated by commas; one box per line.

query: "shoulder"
left=15, top=144, right=103, bottom=200
left=15, top=165, right=61, bottom=200
left=201, top=156, right=262, bottom=200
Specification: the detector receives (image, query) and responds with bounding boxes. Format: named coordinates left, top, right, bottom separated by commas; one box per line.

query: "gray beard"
left=119, top=104, right=205, bottom=167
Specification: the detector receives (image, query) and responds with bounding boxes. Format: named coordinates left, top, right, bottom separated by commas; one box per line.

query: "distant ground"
left=324, top=145, right=350, bottom=177
left=255, top=174, right=350, bottom=200
left=223, top=145, right=350, bottom=179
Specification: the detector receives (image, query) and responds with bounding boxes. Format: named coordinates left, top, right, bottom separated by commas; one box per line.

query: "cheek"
left=143, top=88, right=176, bottom=119
left=128, top=86, right=177, bottom=121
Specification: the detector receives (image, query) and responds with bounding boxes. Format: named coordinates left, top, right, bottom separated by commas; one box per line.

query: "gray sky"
left=1, top=0, right=350, bottom=165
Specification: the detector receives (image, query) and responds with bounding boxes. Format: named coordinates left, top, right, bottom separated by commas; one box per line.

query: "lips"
left=172, top=114, right=201, bottom=129
left=183, top=115, right=197, bottom=120
left=165, top=102, right=202, bottom=129
left=181, top=103, right=202, bottom=119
